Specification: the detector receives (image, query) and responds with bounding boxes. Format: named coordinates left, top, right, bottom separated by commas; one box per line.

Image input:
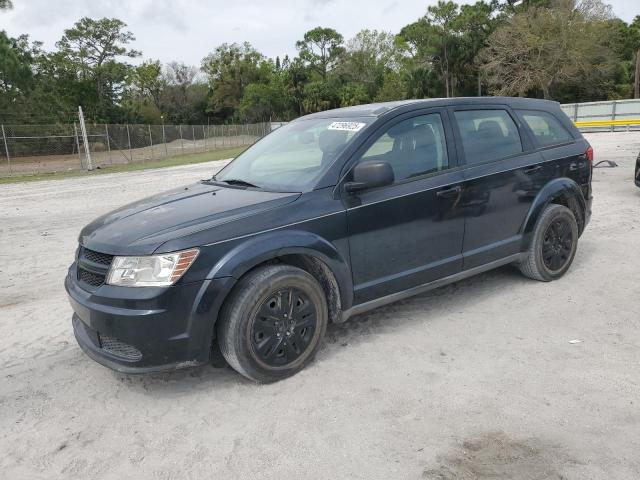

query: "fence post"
left=611, top=101, right=617, bottom=132
left=573, top=103, right=578, bottom=122
left=1, top=124, right=11, bottom=175
left=104, top=124, right=112, bottom=164
left=126, top=124, right=133, bottom=162
left=148, top=124, right=153, bottom=161
left=203, top=125, right=207, bottom=152
left=162, top=123, right=168, bottom=157
left=191, top=125, right=196, bottom=153
left=73, top=122, right=82, bottom=168
left=179, top=125, right=184, bottom=155
left=78, top=106, right=93, bottom=171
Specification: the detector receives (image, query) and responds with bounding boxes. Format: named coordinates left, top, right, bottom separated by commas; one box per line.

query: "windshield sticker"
left=328, top=121, right=366, bottom=132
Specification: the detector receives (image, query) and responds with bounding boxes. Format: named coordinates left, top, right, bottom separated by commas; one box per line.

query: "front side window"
left=215, top=117, right=373, bottom=192
left=359, top=113, right=449, bottom=182
left=518, top=110, right=574, bottom=147
left=454, top=109, right=523, bottom=165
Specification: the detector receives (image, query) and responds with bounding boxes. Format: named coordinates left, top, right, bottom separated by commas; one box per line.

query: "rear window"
left=518, top=110, right=573, bottom=147
left=453, top=109, right=523, bottom=165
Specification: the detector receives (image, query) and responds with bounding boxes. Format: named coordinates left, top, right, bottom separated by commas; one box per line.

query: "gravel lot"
left=1, top=133, right=639, bottom=479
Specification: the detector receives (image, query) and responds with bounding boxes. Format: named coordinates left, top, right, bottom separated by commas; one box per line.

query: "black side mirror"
left=344, top=161, right=395, bottom=193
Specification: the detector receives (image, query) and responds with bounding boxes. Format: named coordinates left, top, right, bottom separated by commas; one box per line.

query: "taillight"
left=585, top=145, right=594, bottom=166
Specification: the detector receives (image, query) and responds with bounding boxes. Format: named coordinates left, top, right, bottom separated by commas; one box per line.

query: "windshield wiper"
left=218, top=178, right=260, bottom=188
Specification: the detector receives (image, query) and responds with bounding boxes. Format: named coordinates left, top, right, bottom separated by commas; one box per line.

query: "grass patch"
left=0, top=146, right=246, bottom=185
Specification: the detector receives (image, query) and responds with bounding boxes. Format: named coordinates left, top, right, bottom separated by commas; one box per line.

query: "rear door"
left=343, top=109, right=465, bottom=304
left=449, top=106, right=546, bottom=269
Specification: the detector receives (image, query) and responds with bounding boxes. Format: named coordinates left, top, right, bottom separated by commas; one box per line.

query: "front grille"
left=78, top=268, right=105, bottom=287
left=99, top=334, right=143, bottom=361
left=76, top=247, right=113, bottom=288
left=81, top=248, right=114, bottom=266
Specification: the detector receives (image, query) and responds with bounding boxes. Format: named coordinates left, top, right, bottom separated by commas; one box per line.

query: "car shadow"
left=322, top=265, right=526, bottom=353
left=116, top=264, right=533, bottom=393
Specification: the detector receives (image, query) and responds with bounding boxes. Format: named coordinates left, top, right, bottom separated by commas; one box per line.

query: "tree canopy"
left=1, top=0, right=640, bottom=125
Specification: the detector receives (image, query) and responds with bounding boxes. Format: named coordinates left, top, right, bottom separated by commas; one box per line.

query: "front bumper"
left=65, top=265, right=234, bottom=373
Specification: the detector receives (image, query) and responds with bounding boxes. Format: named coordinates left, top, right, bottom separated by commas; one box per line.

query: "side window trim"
left=337, top=107, right=458, bottom=188
left=447, top=105, right=531, bottom=168
left=514, top=109, right=576, bottom=150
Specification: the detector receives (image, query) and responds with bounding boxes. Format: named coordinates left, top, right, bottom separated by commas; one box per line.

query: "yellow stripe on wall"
left=574, top=119, right=640, bottom=127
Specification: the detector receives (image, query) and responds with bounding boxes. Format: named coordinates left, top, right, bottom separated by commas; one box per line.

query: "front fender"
left=206, top=230, right=354, bottom=310
left=520, top=177, right=586, bottom=249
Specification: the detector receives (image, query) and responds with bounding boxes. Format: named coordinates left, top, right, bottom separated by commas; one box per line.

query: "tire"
left=519, top=204, right=579, bottom=282
left=217, top=264, right=328, bottom=383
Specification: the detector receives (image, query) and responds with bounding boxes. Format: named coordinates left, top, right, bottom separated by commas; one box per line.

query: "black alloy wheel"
left=541, top=218, right=574, bottom=272
left=217, top=264, right=328, bottom=383
left=518, top=203, right=579, bottom=282
left=250, top=288, right=317, bottom=367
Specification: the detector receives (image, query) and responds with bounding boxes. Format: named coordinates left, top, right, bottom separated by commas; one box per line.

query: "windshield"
left=214, top=117, right=373, bottom=192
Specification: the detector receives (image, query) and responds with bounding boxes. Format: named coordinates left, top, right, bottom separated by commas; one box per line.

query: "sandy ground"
left=0, top=133, right=639, bottom=479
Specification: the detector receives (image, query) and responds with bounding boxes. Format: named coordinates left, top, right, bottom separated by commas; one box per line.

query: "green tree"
left=302, top=80, right=339, bottom=113
left=614, top=16, right=640, bottom=98
left=202, top=42, right=270, bottom=122
left=240, top=71, right=293, bottom=121
left=338, top=29, right=402, bottom=98
left=632, top=16, right=640, bottom=98
left=282, top=56, right=309, bottom=116
left=0, top=33, right=34, bottom=99
left=55, top=17, right=141, bottom=121
left=453, top=1, right=497, bottom=95
left=374, top=71, right=408, bottom=101
left=296, top=27, right=344, bottom=80
left=161, top=62, right=207, bottom=124
left=399, top=1, right=462, bottom=98
left=132, top=60, right=164, bottom=108
left=339, top=82, right=370, bottom=107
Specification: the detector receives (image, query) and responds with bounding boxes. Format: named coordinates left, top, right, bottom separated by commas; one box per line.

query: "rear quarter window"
left=517, top=110, right=574, bottom=147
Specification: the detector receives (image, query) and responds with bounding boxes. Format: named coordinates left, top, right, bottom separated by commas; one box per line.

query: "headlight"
left=106, top=249, right=199, bottom=287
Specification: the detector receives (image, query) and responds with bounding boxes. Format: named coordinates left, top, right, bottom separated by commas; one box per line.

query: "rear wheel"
left=217, top=264, right=328, bottom=383
left=519, top=204, right=578, bottom=282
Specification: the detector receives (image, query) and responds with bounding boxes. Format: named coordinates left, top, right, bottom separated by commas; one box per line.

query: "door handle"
left=524, top=165, right=542, bottom=174
left=436, top=185, right=462, bottom=199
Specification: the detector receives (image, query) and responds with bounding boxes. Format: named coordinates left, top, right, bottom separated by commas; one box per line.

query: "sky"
left=0, top=0, right=638, bottom=66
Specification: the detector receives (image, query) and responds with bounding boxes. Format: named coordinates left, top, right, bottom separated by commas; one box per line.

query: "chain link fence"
left=5, top=99, right=640, bottom=179
left=0, top=122, right=271, bottom=177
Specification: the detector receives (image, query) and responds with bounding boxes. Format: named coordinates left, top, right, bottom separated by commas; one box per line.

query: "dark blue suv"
left=65, top=97, right=593, bottom=382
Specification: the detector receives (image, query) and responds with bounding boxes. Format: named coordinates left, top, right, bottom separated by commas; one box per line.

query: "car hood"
left=79, top=182, right=300, bottom=255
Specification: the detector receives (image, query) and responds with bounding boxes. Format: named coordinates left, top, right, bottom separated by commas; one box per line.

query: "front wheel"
left=217, top=264, right=328, bottom=383
left=519, top=204, right=579, bottom=282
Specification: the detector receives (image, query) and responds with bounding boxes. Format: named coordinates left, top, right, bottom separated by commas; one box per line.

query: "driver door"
left=342, top=110, right=466, bottom=305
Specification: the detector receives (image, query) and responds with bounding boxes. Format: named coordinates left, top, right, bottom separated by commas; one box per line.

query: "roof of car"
left=298, top=97, right=560, bottom=120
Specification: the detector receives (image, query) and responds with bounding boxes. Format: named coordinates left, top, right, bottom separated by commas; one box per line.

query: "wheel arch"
left=520, top=177, right=587, bottom=250
left=206, top=230, right=353, bottom=327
